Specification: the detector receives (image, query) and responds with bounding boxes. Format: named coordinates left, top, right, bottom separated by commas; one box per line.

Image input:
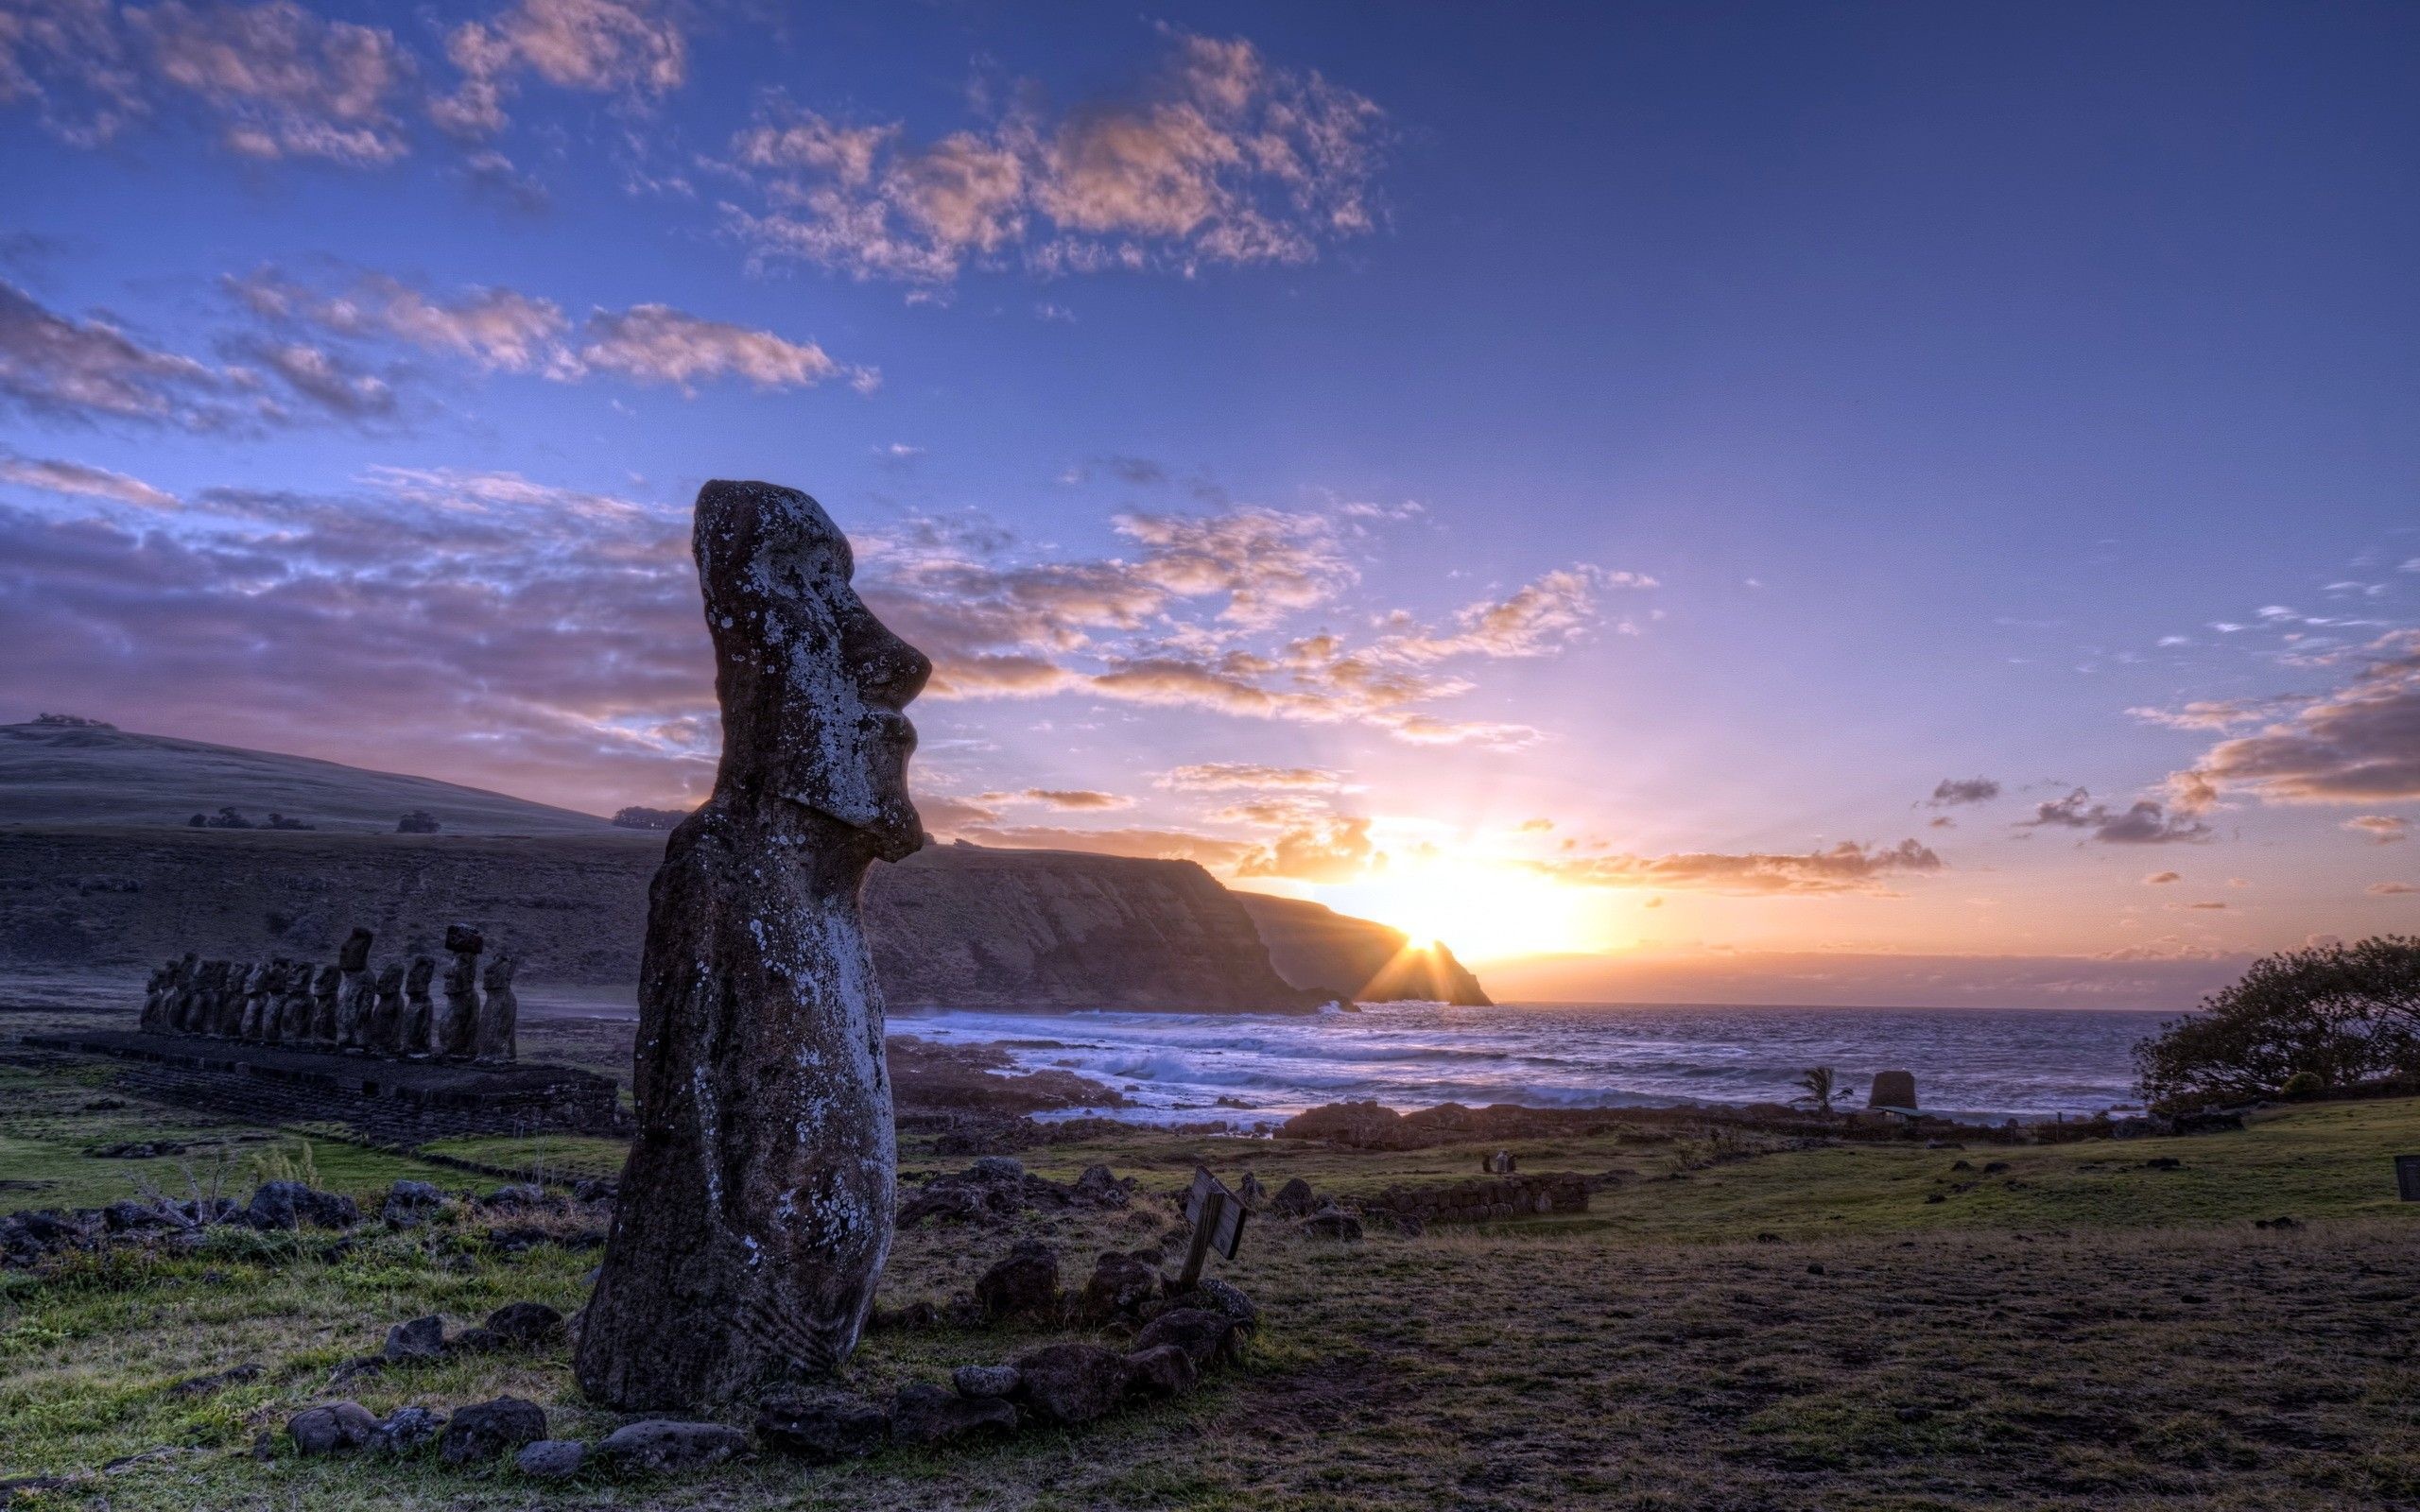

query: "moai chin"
left=475, top=953, right=518, bottom=1061
left=576, top=480, right=928, bottom=1412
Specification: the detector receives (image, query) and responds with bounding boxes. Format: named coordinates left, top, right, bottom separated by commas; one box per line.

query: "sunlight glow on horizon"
left=1320, top=858, right=1612, bottom=964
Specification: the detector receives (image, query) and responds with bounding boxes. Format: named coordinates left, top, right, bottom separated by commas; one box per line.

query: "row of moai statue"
left=137, top=924, right=518, bottom=1061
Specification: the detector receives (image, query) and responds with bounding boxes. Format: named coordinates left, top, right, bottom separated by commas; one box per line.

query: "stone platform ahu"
left=57, top=921, right=621, bottom=1138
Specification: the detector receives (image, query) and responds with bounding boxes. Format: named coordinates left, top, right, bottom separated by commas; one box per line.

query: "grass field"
left=4, top=1047, right=2419, bottom=1509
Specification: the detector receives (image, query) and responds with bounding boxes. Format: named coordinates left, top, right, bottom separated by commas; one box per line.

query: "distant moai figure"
left=188, top=962, right=226, bottom=1036
left=335, top=928, right=374, bottom=1048
left=402, top=956, right=437, bottom=1055
left=210, top=961, right=247, bottom=1036
left=239, top=960, right=276, bottom=1040
left=1867, top=1069, right=1919, bottom=1110
left=1482, top=1150, right=1518, bottom=1175
left=164, top=954, right=199, bottom=1031
left=475, top=953, right=518, bottom=1061
left=276, top=962, right=315, bottom=1043
left=439, top=925, right=483, bottom=1058
left=140, top=957, right=179, bottom=1031
left=308, top=964, right=342, bottom=1045
left=368, top=962, right=407, bottom=1052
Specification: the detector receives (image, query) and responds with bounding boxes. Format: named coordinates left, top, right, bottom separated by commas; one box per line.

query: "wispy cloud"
left=0, top=448, right=178, bottom=509
left=2345, top=815, right=2409, bottom=844
left=1533, top=839, right=1945, bottom=897
left=2019, top=787, right=2211, bottom=846
left=2171, top=630, right=2420, bottom=804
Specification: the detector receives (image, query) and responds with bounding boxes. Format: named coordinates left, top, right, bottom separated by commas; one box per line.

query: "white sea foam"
left=890, top=1000, right=2161, bottom=1128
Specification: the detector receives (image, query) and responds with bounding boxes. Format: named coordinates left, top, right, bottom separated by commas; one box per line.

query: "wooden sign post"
left=1178, top=1166, right=1247, bottom=1290
left=2394, top=1155, right=2420, bottom=1203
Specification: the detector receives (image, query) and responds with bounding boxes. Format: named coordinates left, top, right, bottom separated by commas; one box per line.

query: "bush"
left=2278, top=1071, right=2325, bottom=1100
left=396, top=809, right=441, bottom=833
left=2134, top=936, right=2420, bottom=1108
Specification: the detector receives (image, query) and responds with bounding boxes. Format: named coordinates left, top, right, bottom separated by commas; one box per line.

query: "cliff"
left=1232, top=891, right=1493, bottom=1005
left=0, top=828, right=1319, bottom=1011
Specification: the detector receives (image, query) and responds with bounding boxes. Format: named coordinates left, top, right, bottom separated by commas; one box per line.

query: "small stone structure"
left=1868, top=1069, right=1920, bottom=1110
left=1359, top=1173, right=1592, bottom=1228
left=136, top=924, right=516, bottom=1063
left=578, top=479, right=931, bottom=1412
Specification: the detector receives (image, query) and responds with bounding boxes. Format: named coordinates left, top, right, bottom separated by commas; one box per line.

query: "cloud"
left=2143, top=870, right=2181, bottom=885
left=1154, top=762, right=1350, bottom=792
left=1374, top=566, right=1651, bottom=662
left=1928, top=777, right=1999, bottom=806
left=2020, top=787, right=2211, bottom=845
left=0, top=449, right=178, bottom=509
left=2184, top=901, right=2228, bottom=910
left=2175, top=631, right=2420, bottom=804
left=230, top=266, right=869, bottom=393
left=2127, top=696, right=2305, bottom=730
left=0, top=476, right=716, bottom=814
left=0, top=277, right=253, bottom=428
left=1535, top=838, right=1945, bottom=897
left=218, top=334, right=396, bottom=420
left=723, top=28, right=1386, bottom=284
left=1235, top=816, right=1376, bottom=883
left=131, top=0, right=413, bottom=164
left=2, top=0, right=411, bottom=162
left=985, top=787, right=1132, bottom=812
left=433, top=0, right=684, bottom=138
left=2345, top=815, right=2410, bottom=844
left=2370, top=881, right=2418, bottom=896
left=579, top=304, right=867, bottom=392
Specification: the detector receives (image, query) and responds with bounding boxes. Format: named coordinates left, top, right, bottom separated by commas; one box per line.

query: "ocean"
left=890, top=1000, right=2174, bottom=1126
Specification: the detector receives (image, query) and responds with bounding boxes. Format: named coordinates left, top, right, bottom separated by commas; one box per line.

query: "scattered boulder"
left=381, top=1181, right=445, bottom=1228
left=382, top=1315, right=446, bottom=1362
left=1010, top=1342, right=1129, bottom=1426
left=975, top=1240, right=1062, bottom=1321
left=447, top=1328, right=508, bottom=1354
left=246, top=1182, right=359, bottom=1231
left=1122, top=1343, right=1197, bottom=1400
left=1270, top=1177, right=1317, bottom=1217
left=755, top=1392, right=890, bottom=1463
left=1132, top=1308, right=1236, bottom=1369
left=1301, top=1205, right=1363, bottom=1241
left=369, top=1405, right=445, bottom=1455
left=516, top=1439, right=586, bottom=1481
left=1276, top=1101, right=1411, bottom=1148
left=596, top=1419, right=749, bottom=1475
left=1193, top=1277, right=1259, bottom=1337
left=1982, top=1161, right=2012, bottom=1175
left=483, top=1183, right=546, bottom=1210
left=439, top=1396, right=546, bottom=1466
left=1080, top=1250, right=1161, bottom=1319
left=288, top=1401, right=379, bottom=1456
left=1071, top=1164, right=1131, bottom=1207
left=969, top=1157, right=1025, bottom=1181
left=952, top=1364, right=1020, bottom=1400
left=890, top=1383, right=1019, bottom=1447
left=484, top=1301, right=565, bottom=1348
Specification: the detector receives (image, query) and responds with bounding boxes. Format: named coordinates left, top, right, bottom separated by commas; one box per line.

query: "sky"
left=3, top=0, right=2417, bottom=1005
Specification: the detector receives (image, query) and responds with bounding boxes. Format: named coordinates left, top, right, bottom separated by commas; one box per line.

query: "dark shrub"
left=612, top=805, right=688, bottom=831
left=2134, top=936, right=2420, bottom=1108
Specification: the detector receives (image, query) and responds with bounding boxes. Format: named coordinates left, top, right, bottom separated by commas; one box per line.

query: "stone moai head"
left=443, top=923, right=484, bottom=956
left=374, top=962, right=406, bottom=992
left=693, top=479, right=930, bottom=862
left=406, top=956, right=435, bottom=992
left=337, top=928, right=373, bottom=973
left=313, top=964, right=341, bottom=994
left=481, top=953, right=516, bottom=990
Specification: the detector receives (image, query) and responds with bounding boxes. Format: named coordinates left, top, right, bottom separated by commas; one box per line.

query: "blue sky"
left=4, top=0, right=2417, bottom=1000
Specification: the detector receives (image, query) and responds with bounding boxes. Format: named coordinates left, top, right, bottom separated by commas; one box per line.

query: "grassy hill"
left=0, top=719, right=614, bottom=836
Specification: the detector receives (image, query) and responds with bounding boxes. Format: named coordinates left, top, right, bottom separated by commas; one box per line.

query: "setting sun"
left=1325, top=860, right=1604, bottom=963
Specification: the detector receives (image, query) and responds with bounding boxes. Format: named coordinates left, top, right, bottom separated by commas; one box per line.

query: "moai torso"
left=401, top=956, right=436, bottom=1054
left=276, top=962, right=314, bottom=1043
left=238, top=962, right=274, bottom=1040
left=475, top=954, right=518, bottom=1060
left=440, top=951, right=481, bottom=1057
left=308, top=965, right=342, bottom=1045
left=368, top=962, right=407, bottom=1053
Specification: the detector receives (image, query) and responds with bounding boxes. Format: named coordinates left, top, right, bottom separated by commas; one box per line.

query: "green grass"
left=5, top=1051, right=2420, bottom=1509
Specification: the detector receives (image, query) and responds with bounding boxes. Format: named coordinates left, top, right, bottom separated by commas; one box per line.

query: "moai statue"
left=368, top=962, right=407, bottom=1052
left=276, top=961, right=315, bottom=1044
left=439, top=924, right=482, bottom=1058
left=210, top=961, right=247, bottom=1037
left=578, top=480, right=929, bottom=1412
left=475, top=953, right=518, bottom=1061
left=139, top=958, right=178, bottom=1031
left=189, top=962, right=227, bottom=1038
left=238, top=960, right=275, bottom=1040
left=308, top=964, right=342, bottom=1045
left=335, top=928, right=374, bottom=1048
left=164, top=953, right=199, bottom=1032
left=401, top=956, right=437, bottom=1055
